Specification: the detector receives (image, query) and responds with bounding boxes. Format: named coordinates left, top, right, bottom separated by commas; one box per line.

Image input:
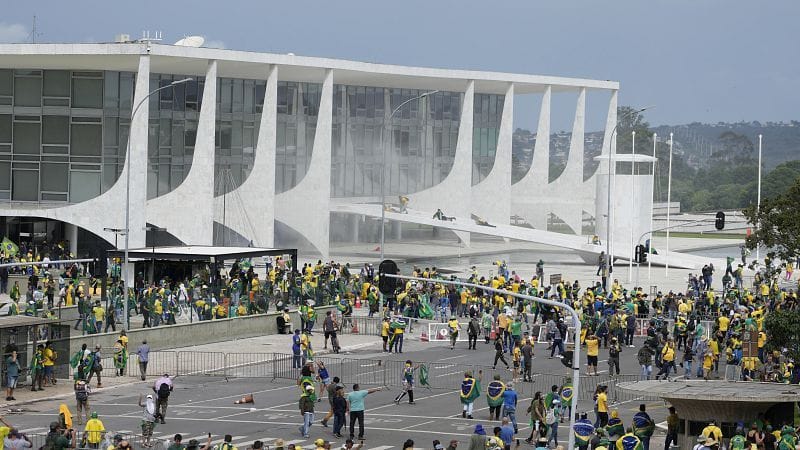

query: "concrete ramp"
left=332, top=203, right=721, bottom=271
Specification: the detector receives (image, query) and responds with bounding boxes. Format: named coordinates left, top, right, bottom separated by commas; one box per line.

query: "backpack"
left=75, top=382, right=88, bottom=401
left=157, top=382, right=171, bottom=399
left=40, top=431, right=59, bottom=450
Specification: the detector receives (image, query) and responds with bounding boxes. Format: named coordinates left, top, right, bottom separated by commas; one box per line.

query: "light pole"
left=756, top=134, right=762, bottom=263
left=379, top=90, right=439, bottom=262
left=377, top=90, right=438, bottom=314
left=122, top=78, right=192, bottom=330
left=604, top=106, right=653, bottom=282
left=648, top=134, right=657, bottom=282
left=628, top=130, right=636, bottom=284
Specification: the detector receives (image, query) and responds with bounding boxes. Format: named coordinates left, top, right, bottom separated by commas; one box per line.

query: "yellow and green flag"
left=1, top=237, right=18, bottom=258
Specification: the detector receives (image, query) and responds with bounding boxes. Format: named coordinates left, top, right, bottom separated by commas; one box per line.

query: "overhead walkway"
left=332, top=203, right=722, bottom=270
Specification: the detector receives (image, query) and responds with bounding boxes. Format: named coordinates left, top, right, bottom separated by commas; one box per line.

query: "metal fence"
left=23, top=432, right=170, bottom=450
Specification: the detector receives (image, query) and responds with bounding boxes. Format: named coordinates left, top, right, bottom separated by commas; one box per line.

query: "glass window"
left=172, top=82, right=185, bottom=112
left=70, top=123, right=102, bottom=156
left=42, top=116, right=69, bottom=145
left=220, top=79, right=232, bottom=114
left=244, top=80, right=254, bottom=113
left=104, top=117, right=119, bottom=146
left=0, top=161, right=10, bottom=190
left=40, top=163, right=68, bottom=192
left=44, top=70, right=70, bottom=97
left=0, top=70, right=11, bottom=96
left=0, top=115, right=11, bottom=143
left=72, top=77, right=103, bottom=108
left=103, top=71, right=119, bottom=108
left=159, top=118, right=171, bottom=146
left=120, top=73, right=134, bottom=110
left=232, top=79, right=244, bottom=113
left=69, top=171, right=100, bottom=202
left=12, top=169, right=38, bottom=201
left=13, top=121, right=41, bottom=154
left=14, top=76, right=42, bottom=107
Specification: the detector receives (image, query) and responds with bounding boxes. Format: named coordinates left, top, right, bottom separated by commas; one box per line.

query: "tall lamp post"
left=378, top=90, right=439, bottom=262
left=122, top=78, right=192, bottom=330
left=604, top=106, right=653, bottom=279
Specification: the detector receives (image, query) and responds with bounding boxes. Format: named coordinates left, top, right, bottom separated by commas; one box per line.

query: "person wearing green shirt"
left=510, top=317, right=522, bottom=346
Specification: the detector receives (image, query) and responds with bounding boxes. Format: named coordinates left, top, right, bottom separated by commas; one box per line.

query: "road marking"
left=434, top=370, right=463, bottom=378
left=366, top=446, right=394, bottom=450
left=400, top=419, right=435, bottom=430
left=370, top=390, right=455, bottom=410
left=19, top=427, right=46, bottom=433
left=439, top=355, right=468, bottom=361
left=185, top=385, right=297, bottom=404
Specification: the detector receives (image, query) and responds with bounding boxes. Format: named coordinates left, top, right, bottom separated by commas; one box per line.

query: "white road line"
left=434, top=370, right=463, bottom=378
left=370, top=390, right=455, bottom=410
left=366, top=446, right=394, bottom=450
left=439, top=355, right=468, bottom=361
left=400, top=419, right=435, bottom=430
left=184, top=385, right=296, bottom=404
left=19, top=427, right=46, bottom=433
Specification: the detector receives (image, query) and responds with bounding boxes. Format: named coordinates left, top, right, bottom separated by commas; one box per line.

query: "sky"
left=2, top=0, right=798, bottom=132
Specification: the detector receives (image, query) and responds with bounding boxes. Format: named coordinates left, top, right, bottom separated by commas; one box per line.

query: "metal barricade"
left=176, top=351, right=225, bottom=377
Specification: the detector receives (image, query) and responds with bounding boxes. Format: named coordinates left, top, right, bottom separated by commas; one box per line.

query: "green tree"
left=743, top=176, right=800, bottom=262
left=764, top=310, right=800, bottom=362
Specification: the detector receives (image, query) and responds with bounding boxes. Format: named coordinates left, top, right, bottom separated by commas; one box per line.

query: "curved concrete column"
left=511, top=85, right=550, bottom=230
left=408, top=80, right=474, bottom=245
left=472, top=82, right=513, bottom=226
left=547, top=87, right=586, bottom=234
left=1, top=55, right=150, bottom=248
left=147, top=60, right=217, bottom=245
left=275, top=68, right=333, bottom=258
left=216, top=64, right=278, bottom=247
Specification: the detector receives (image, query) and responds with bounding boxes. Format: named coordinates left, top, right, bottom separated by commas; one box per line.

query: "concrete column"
left=392, top=221, right=401, bottom=240
left=127, top=55, right=150, bottom=249
left=350, top=215, right=360, bottom=243
left=65, top=223, right=78, bottom=256
left=510, top=85, right=550, bottom=230
left=595, top=90, right=619, bottom=245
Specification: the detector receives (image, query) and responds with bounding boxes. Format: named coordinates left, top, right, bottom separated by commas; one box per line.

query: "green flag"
left=419, top=363, right=430, bottom=388
left=1, top=237, right=19, bottom=258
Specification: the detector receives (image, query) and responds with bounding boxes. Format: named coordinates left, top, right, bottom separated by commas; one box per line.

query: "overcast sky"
left=2, top=0, right=798, bottom=131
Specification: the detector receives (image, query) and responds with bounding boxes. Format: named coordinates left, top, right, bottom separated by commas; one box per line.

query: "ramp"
left=332, top=203, right=721, bottom=270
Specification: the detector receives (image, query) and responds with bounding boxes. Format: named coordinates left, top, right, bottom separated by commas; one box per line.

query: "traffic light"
left=378, top=259, right=399, bottom=295
left=715, top=211, right=726, bottom=230
left=635, top=244, right=647, bottom=264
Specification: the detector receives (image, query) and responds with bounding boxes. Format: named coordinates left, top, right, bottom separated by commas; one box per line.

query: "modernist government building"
left=0, top=40, right=644, bottom=261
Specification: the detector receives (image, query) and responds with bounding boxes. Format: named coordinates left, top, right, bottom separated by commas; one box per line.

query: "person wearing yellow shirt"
left=702, top=350, right=715, bottom=380
left=43, top=341, right=57, bottom=387
left=250, top=274, right=261, bottom=301
left=656, top=339, right=676, bottom=380
left=84, top=411, right=105, bottom=447
left=381, top=318, right=390, bottom=352
left=718, top=315, right=730, bottom=333
left=91, top=301, right=105, bottom=334
left=708, top=337, right=720, bottom=374
left=702, top=421, right=723, bottom=443
left=595, top=385, right=609, bottom=427
left=585, top=334, right=600, bottom=376
left=757, top=330, right=767, bottom=362
left=497, top=312, right=510, bottom=351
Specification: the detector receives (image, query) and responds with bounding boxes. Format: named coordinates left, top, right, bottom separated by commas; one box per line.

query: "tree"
left=764, top=310, right=800, bottom=363
left=743, top=176, right=800, bottom=262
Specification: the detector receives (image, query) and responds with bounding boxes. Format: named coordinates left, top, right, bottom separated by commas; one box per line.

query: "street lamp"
left=122, top=77, right=192, bottom=330
left=604, top=106, right=653, bottom=281
left=378, top=90, right=439, bottom=262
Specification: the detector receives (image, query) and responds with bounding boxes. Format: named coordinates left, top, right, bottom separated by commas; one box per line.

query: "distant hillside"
left=651, top=121, right=800, bottom=170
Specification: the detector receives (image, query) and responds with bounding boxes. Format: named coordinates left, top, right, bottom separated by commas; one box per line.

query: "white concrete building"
left=0, top=41, right=655, bottom=262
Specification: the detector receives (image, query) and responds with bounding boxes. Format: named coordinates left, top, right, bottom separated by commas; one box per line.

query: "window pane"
left=40, top=163, right=68, bottom=192
left=12, top=169, right=38, bottom=201
left=42, top=116, right=69, bottom=145
left=0, top=115, right=10, bottom=143
left=0, top=70, right=11, bottom=96
left=104, top=117, right=119, bottom=146
left=44, top=70, right=70, bottom=97
left=103, top=71, right=119, bottom=108
left=0, top=161, right=9, bottom=191
left=14, top=76, right=41, bottom=107
left=71, top=78, right=103, bottom=108
left=70, top=123, right=102, bottom=156
left=69, top=171, right=100, bottom=202
left=120, top=73, right=134, bottom=110
left=14, top=121, right=41, bottom=154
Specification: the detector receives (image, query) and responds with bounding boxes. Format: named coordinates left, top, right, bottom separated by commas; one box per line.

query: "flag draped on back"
left=419, top=364, right=430, bottom=388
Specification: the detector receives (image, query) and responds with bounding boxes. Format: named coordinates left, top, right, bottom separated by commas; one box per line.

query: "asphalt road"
left=8, top=333, right=682, bottom=450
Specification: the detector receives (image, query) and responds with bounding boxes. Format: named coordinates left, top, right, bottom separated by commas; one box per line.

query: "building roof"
left=0, top=315, right=57, bottom=329
left=0, top=43, right=619, bottom=95
left=107, top=245, right=296, bottom=262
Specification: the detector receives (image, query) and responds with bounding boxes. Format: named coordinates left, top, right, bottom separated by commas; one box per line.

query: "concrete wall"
left=57, top=306, right=334, bottom=355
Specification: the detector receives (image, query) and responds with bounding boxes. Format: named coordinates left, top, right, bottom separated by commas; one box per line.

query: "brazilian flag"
left=560, top=385, right=573, bottom=406
left=574, top=420, right=595, bottom=447
left=460, top=376, right=481, bottom=404
left=1, top=237, right=18, bottom=258
left=299, top=375, right=316, bottom=401
left=419, top=364, right=430, bottom=388
left=617, top=434, right=644, bottom=450
left=486, top=380, right=506, bottom=407
left=632, top=412, right=655, bottom=439
left=606, top=417, right=625, bottom=438
left=418, top=295, right=434, bottom=320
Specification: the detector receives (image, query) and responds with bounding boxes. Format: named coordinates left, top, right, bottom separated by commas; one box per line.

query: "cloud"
left=204, top=39, right=226, bottom=49
left=0, top=23, right=28, bottom=43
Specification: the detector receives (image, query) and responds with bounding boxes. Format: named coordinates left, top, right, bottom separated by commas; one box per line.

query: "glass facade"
left=147, top=74, right=204, bottom=199
left=275, top=81, right=321, bottom=194
left=214, top=78, right=264, bottom=196
left=331, top=86, right=462, bottom=198
left=0, top=69, right=133, bottom=203
left=472, top=94, right=504, bottom=184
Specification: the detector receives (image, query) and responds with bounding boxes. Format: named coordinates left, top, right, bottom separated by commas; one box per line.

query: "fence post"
left=271, top=353, right=277, bottom=382
left=176, top=351, right=181, bottom=377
